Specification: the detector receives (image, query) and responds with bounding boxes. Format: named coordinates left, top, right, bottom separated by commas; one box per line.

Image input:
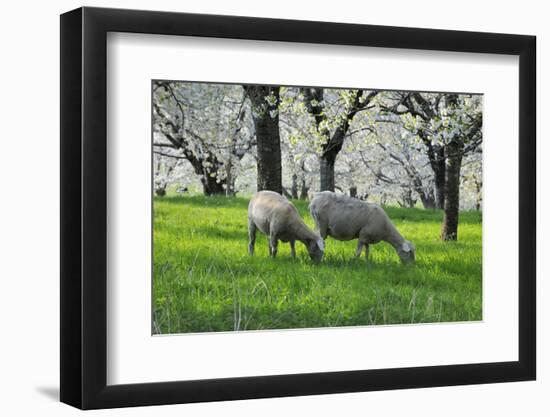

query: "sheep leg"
left=269, top=235, right=279, bottom=258
left=248, top=220, right=257, bottom=255
left=364, top=244, right=370, bottom=260
left=318, top=224, right=328, bottom=240
left=355, top=241, right=364, bottom=257
left=290, top=240, right=296, bottom=258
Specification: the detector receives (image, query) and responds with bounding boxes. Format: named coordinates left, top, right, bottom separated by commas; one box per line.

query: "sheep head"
left=306, top=235, right=325, bottom=263
left=397, top=241, right=416, bottom=264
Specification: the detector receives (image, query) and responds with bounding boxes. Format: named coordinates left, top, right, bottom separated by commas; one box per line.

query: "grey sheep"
left=248, top=191, right=324, bottom=262
left=309, top=191, right=415, bottom=264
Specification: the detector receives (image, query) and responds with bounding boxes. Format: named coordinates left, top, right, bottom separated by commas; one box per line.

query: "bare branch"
left=153, top=150, right=187, bottom=160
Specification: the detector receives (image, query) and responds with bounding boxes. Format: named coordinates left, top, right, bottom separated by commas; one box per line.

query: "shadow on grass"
left=155, top=195, right=249, bottom=210
left=155, top=195, right=482, bottom=225
left=156, top=249, right=473, bottom=289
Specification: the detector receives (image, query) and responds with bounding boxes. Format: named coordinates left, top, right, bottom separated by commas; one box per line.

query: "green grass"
left=153, top=195, right=482, bottom=334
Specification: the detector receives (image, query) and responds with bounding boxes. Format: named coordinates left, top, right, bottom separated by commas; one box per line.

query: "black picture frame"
left=60, top=6, right=536, bottom=410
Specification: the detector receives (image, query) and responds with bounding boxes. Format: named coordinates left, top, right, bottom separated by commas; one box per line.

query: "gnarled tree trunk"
left=186, top=153, right=227, bottom=196
left=202, top=175, right=226, bottom=196
left=418, top=191, right=436, bottom=209
left=153, top=88, right=228, bottom=197
left=302, top=88, right=378, bottom=192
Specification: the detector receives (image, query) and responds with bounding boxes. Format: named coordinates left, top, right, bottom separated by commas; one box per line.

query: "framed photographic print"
left=60, top=6, right=536, bottom=409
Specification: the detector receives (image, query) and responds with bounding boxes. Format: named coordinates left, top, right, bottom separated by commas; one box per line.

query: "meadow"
left=153, top=195, right=482, bottom=334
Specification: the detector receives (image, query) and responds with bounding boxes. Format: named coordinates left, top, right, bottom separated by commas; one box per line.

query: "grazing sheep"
left=309, top=191, right=415, bottom=264
left=248, top=191, right=324, bottom=262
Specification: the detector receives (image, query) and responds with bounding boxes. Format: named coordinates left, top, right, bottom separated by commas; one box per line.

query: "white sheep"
left=309, top=191, right=415, bottom=264
left=248, top=190, right=324, bottom=262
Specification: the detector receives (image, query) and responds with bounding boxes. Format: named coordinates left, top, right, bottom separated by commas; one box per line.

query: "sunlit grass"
left=153, top=195, right=482, bottom=334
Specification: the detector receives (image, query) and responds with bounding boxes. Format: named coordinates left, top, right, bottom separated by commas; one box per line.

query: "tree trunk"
left=419, top=193, right=436, bottom=209
left=475, top=179, right=482, bottom=211
left=424, top=140, right=446, bottom=209
left=154, top=87, right=233, bottom=198
left=400, top=189, right=417, bottom=208
left=434, top=162, right=446, bottom=209
left=184, top=152, right=227, bottom=196
left=202, top=175, right=226, bottom=196
left=441, top=140, right=464, bottom=240
left=244, top=86, right=282, bottom=194
left=291, top=174, right=298, bottom=199
left=301, top=88, right=377, bottom=193
left=225, top=159, right=235, bottom=196
left=413, top=180, right=435, bottom=209
left=319, top=155, right=336, bottom=192
left=299, top=178, right=309, bottom=200
left=409, top=170, right=435, bottom=209
left=319, top=126, right=347, bottom=192
left=255, top=111, right=282, bottom=193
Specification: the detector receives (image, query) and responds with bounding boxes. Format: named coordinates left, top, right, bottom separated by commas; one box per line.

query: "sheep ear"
left=402, top=242, right=412, bottom=253
left=316, top=238, right=325, bottom=252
